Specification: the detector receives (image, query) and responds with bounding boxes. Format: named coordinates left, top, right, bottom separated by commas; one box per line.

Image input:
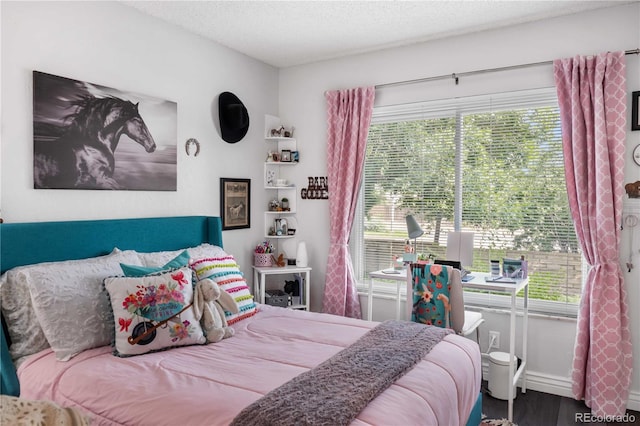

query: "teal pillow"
left=120, top=250, right=190, bottom=277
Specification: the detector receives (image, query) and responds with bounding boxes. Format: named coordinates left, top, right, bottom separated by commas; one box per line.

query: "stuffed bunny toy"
left=193, top=279, right=239, bottom=343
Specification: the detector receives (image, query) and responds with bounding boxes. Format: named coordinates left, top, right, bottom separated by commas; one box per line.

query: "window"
left=352, top=88, right=581, bottom=316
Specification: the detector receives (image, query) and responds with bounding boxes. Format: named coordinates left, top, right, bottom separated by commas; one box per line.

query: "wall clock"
left=634, top=144, right=640, bottom=166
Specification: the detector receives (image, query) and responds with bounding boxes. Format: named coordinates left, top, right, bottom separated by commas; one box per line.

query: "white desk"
left=252, top=265, right=312, bottom=310
left=368, top=269, right=406, bottom=320
left=367, top=268, right=528, bottom=422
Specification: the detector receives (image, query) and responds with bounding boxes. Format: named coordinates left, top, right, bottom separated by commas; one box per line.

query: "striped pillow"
left=190, top=256, right=257, bottom=324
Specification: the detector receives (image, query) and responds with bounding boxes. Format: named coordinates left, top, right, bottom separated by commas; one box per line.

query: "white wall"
left=0, top=1, right=279, bottom=269
left=279, top=3, right=640, bottom=408
left=2, top=0, right=639, bottom=409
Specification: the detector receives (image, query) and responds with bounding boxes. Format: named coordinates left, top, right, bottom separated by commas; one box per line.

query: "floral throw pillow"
left=190, top=256, right=257, bottom=325
left=104, top=267, right=205, bottom=357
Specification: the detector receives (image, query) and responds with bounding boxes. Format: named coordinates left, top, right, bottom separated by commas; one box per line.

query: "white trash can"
left=488, top=351, right=517, bottom=400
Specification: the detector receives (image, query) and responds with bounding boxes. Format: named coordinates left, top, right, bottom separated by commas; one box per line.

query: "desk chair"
left=407, top=263, right=483, bottom=341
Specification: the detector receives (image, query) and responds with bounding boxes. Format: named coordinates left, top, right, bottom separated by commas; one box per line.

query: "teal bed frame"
left=0, top=216, right=223, bottom=397
left=0, top=215, right=482, bottom=426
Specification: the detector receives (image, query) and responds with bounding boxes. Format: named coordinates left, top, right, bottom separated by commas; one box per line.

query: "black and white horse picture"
left=33, top=71, right=177, bottom=190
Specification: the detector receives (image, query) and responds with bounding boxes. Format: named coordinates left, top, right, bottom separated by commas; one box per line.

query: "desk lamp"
left=405, top=215, right=424, bottom=262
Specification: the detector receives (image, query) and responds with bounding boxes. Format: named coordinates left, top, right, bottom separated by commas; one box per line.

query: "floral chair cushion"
left=410, top=264, right=452, bottom=329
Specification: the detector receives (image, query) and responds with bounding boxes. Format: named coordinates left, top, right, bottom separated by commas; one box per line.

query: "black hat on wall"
left=218, top=92, right=249, bottom=143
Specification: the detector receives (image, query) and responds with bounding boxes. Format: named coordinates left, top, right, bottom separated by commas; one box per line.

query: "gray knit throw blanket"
left=231, top=320, right=452, bottom=426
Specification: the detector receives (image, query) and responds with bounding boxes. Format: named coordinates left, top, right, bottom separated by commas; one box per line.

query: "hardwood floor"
left=481, top=382, right=640, bottom=426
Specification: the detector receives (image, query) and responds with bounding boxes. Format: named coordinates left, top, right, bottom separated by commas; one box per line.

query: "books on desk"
left=485, top=275, right=517, bottom=284
left=483, top=258, right=527, bottom=283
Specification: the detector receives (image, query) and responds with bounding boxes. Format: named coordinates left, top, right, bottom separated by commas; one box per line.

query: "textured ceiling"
left=121, top=1, right=630, bottom=68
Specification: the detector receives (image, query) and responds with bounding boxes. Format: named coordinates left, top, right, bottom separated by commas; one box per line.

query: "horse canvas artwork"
left=33, top=71, right=177, bottom=190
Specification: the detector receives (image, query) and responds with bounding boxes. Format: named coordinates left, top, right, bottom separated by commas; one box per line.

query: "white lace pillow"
left=25, top=250, right=143, bottom=361
left=0, top=395, right=91, bottom=426
left=0, top=269, right=50, bottom=365
left=137, top=243, right=227, bottom=267
left=104, top=267, right=206, bottom=357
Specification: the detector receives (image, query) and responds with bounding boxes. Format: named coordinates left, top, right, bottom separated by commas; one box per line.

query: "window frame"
left=352, top=87, right=581, bottom=318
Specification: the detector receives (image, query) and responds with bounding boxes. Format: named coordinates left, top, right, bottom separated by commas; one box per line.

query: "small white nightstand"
left=252, top=265, right=312, bottom=310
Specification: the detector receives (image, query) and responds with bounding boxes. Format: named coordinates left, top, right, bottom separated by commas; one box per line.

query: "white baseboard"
left=481, top=362, right=640, bottom=412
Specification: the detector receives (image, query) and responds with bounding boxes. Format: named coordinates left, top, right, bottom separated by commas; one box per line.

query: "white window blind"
left=353, top=88, right=581, bottom=316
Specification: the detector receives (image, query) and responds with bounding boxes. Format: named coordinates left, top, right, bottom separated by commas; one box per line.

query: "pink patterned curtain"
left=322, top=87, right=375, bottom=318
left=554, top=52, right=633, bottom=417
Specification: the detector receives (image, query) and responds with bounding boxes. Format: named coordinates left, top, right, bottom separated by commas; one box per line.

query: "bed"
left=0, top=216, right=482, bottom=425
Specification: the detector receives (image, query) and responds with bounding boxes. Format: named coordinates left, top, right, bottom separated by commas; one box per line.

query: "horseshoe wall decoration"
left=185, top=138, right=200, bottom=157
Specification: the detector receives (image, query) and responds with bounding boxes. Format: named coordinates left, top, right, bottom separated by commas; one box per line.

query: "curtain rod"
left=375, top=48, right=640, bottom=89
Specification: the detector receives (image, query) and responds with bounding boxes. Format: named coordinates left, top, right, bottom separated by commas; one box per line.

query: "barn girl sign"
left=301, top=177, right=328, bottom=200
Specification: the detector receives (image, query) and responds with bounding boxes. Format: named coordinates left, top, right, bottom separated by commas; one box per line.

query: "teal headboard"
left=0, top=216, right=223, bottom=274
left=0, top=215, right=224, bottom=396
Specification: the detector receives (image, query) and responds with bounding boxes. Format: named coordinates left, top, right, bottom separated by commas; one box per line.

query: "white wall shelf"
left=263, top=115, right=300, bottom=242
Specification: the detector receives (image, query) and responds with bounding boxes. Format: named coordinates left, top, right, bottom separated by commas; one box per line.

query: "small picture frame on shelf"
left=280, top=150, right=292, bottom=162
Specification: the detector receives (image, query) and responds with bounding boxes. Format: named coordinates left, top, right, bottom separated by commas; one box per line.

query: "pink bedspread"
left=18, top=305, right=481, bottom=426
